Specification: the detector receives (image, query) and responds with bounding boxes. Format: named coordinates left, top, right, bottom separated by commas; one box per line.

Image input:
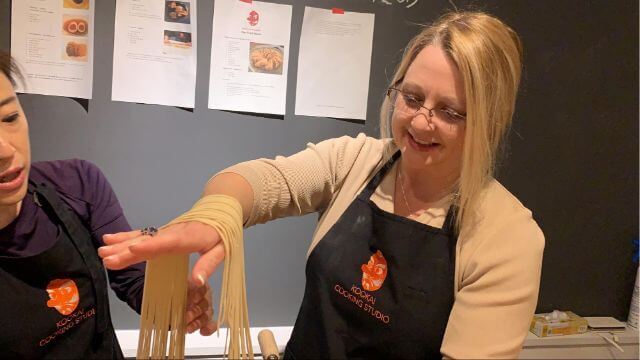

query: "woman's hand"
left=186, top=281, right=217, bottom=335
left=98, top=222, right=226, bottom=285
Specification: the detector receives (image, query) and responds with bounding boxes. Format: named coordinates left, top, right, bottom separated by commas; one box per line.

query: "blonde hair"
left=380, top=11, right=523, bottom=232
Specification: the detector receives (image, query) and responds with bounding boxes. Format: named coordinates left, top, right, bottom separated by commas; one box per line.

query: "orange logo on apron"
left=46, top=279, right=79, bottom=315
left=361, top=250, right=388, bottom=291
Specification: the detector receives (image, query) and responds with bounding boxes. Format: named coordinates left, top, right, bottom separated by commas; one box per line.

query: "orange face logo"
left=46, top=279, right=79, bottom=315
left=361, top=250, right=388, bottom=291
left=247, top=10, right=259, bottom=26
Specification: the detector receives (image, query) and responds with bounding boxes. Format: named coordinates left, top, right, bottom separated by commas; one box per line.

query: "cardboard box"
left=530, top=311, right=588, bottom=337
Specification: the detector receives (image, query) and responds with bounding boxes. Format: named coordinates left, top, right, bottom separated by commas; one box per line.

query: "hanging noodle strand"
left=136, top=195, right=253, bottom=359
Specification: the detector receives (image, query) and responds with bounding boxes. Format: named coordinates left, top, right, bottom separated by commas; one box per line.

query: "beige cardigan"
left=220, top=133, right=545, bottom=359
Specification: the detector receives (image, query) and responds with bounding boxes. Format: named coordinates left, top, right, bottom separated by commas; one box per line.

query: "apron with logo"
left=0, top=181, right=124, bottom=359
left=284, top=152, right=458, bottom=359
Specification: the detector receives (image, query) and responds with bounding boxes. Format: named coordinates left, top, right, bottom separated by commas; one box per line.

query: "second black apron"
left=285, top=152, right=458, bottom=359
left=0, top=181, right=124, bottom=359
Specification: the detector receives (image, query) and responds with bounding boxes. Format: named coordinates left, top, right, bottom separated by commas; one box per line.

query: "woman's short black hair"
left=0, top=50, right=23, bottom=86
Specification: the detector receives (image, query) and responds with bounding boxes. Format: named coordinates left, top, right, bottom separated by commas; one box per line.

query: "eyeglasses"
left=386, top=87, right=466, bottom=123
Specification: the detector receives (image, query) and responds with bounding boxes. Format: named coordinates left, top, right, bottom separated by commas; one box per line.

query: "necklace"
left=397, top=167, right=460, bottom=217
left=397, top=169, right=415, bottom=215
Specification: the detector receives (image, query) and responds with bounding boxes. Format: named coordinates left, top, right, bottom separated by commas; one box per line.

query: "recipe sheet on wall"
left=208, top=0, right=292, bottom=115
left=295, top=7, right=375, bottom=121
left=112, top=0, right=198, bottom=108
left=11, top=0, right=95, bottom=99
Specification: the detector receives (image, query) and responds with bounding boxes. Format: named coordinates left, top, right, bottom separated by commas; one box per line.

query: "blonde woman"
left=100, top=11, right=544, bottom=358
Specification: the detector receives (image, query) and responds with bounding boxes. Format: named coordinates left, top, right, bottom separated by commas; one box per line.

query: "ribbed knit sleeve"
left=216, top=133, right=371, bottom=227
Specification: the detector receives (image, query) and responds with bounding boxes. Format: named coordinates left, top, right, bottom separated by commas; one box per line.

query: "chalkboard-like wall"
left=1, top=0, right=637, bottom=329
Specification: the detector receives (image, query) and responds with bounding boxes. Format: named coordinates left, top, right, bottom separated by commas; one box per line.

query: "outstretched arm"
left=99, top=134, right=372, bottom=278
left=99, top=172, right=253, bottom=284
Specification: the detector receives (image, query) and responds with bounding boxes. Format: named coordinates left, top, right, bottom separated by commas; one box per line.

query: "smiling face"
left=391, top=45, right=466, bottom=178
left=0, top=72, right=30, bottom=209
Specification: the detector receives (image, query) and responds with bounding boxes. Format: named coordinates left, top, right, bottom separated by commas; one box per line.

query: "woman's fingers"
left=199, top=320, right=218, bottom=336
left=186, top=284, right=207, bottom=313
left=186, top=317, right=201, bottom=334
left=191, top=242, right=225, bottom=286
left=99, top=234, right=154, bottom=269
left=99, top=221, right=223, bottom=271
left=97, top=236, right=144, bottom=259
left=185, top=295, right=210, bottom=324
left=102, top=247, right=150, bottom=270
left=187, top=311, right=215, bottom=334
left=129, top=223, right=220, bottom=258
left=185, top=280, right=215, bottom=334
left=102, top=230, right=142, bottom=245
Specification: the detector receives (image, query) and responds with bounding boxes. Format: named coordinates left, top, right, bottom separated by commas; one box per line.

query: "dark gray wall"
left=1, top=0, right=637, bottom=329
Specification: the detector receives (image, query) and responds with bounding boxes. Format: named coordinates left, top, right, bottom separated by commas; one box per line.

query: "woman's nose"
left=411, top=110, right=436, bottom=131
left=0, top=137, right=16, bottom=160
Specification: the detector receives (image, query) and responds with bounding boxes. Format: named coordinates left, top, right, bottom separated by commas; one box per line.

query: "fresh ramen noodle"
left=137, top=195, right=253, bottom=359
left=136, top=255, right=189, bottom=359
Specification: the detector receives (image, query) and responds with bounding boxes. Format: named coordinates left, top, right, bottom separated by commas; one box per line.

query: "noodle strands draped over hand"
left=136, top=195, right=253, bottom=359
left=136, top=254, right=189, bottom=359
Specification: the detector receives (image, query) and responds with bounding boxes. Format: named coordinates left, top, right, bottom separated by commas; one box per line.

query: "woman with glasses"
left=100, top=11, right=544, bottom=359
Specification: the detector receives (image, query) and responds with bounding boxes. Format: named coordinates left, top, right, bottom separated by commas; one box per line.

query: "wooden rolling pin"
left=258, top=329, right=280, bottom=360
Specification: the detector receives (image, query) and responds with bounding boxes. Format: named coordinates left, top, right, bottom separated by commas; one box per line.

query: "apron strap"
left=360, top=150, right=401, bottom=200
left=441, top=204, right=459, bottom=261
left=28, top=180, right=109, bottom=335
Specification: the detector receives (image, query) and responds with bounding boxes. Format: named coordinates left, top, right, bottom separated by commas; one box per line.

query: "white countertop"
left=117, top=326, right=639, bottom=358
left=116, top=326, right=293, bottom=358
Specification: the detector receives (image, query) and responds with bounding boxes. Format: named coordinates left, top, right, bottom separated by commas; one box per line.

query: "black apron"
left=0, top=181, right=124, bottom=359
left=284, top=152, right=457, bottom=359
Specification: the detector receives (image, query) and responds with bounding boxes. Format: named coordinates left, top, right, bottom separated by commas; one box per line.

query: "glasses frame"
left=386, top=86, right=467, bottom=123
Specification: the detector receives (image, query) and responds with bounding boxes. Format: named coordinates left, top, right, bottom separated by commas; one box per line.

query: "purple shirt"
left=0, top=159, right=145, bottom=313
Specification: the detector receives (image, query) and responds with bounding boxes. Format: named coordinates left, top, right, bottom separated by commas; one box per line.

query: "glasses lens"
left=391, top=89, right=418, bottom=115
